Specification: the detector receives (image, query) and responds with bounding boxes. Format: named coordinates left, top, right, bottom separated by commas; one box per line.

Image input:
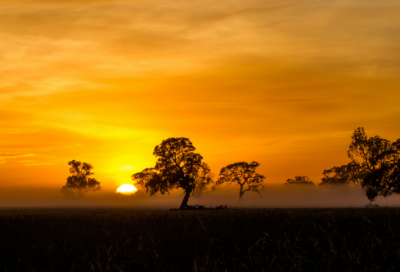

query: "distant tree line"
left=61, top=127, right=400, bottom=208
left=285, top=176, right=314, bottom=186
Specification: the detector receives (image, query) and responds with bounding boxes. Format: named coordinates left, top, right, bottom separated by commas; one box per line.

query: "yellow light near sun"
left=116, top=184, right=138, bottom=195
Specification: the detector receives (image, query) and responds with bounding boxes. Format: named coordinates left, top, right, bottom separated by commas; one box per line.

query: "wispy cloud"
left=0, top=153, right=35, bottom=164
left=16, top=159, right=54, bottom=166
left=23, top=162, right=54, bottom=166
left=0, top=153, right=35, bottom=158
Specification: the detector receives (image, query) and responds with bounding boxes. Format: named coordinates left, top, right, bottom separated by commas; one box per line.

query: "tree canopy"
left=61, top=160, right=101, bottom=198
left=348, top=127, right=395, bottom=172
left=132, top=137, right=213, bottom=210
left=216, top=161, right=265, bottom=200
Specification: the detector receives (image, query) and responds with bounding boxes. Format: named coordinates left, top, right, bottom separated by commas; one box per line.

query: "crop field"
left=0, top=208, right=400, bottom=271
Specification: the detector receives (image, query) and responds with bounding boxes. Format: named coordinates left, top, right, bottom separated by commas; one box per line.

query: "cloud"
left=23, top=162, right=54, bottom=166
left=16, top=159, right=53, bottom=166
left=1, top=0, right=399, bottom=102
left=0, top=153, right=35, bottom=165
left=0, top=153, right=35, bottom=158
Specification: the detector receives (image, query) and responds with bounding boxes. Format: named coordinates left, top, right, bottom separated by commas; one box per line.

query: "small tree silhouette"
left=132, top=137, right=214, bottom=210
left=285, top=176, right=314, bottom=185
left=216, top=161, right=265, bottom=200
left=61, top=160, right=101, bottom=198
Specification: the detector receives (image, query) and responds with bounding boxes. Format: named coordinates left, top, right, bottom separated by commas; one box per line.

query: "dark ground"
left=0, top=207, right=400, bottom=271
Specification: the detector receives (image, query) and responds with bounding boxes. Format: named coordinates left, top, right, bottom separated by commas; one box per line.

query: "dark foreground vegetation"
left=1, top=208, right=400, bottom=271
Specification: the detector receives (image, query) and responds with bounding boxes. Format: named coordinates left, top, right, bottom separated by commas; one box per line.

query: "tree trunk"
left=239, top=184, right=244, bottom=201
left=179, top=189, right=191, bottom=210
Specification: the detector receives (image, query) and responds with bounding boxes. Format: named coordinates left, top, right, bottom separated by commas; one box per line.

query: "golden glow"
left=119, top=165, right=136, bottom=171
left=1, top=0, right=400, bottom=201
left=116, top=184, right=138, bottom=195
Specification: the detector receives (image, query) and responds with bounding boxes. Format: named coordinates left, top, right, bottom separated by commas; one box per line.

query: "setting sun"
left=116, top=184, right=137, bottom=195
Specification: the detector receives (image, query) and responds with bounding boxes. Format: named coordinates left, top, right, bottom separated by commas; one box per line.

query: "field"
left=1, top=208, right=400, bottom=271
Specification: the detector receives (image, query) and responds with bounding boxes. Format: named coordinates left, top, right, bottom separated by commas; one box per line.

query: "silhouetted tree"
left=347, top=128, right=400, bottom=200
left=216, top=161, right=265, bottom=200
left=362, top=161, right=400, bottom=201
left=285, top=176, right=314, bottom=185
left=319, top=162, right=366, bottom=186
left=61, top=160, right=101, bottom=198
left=348, top=127, right=395, bottom=172
left=319, top=127, right=392, bottom=187
left=319, top=127, right=400, bottom=200
left=362, top=138, right=400, bottom=201
left=132, top=137, right=213, bottom=210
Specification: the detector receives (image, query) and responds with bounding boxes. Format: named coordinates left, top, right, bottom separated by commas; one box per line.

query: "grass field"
left=0, top=208, right=399, bottom=271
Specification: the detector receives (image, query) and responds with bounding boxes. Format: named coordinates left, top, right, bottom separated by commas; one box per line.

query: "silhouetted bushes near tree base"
left=1, top=208, right=400, bottom=271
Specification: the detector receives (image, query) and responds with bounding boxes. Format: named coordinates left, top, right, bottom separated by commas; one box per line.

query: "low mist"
left=1, top=184, right=399, bottom=209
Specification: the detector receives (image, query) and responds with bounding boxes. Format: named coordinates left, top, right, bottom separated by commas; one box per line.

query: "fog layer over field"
left=0, top=184, right=399, bottom=208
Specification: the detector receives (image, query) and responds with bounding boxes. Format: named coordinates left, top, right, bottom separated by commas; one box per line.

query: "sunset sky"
left=1, top=0, right=400, bottom=205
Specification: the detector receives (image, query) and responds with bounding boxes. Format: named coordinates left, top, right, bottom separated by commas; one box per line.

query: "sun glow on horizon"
left=116, top=184, right=137, bottom=195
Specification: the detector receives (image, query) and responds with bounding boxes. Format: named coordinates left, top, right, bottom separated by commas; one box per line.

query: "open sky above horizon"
left=1, top=0, right=400, bottom=203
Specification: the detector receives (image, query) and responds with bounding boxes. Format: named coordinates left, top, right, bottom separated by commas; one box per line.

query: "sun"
left=116, top=184, right=138, bottom=195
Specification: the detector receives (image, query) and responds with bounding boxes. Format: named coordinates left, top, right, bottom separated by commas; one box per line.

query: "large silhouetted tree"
left=319, top=127, right=400, bottom=201
left=216, top=161, right=265, bottom=200
left=285, top=176, right=314, bottom=185
left=61, top=160, right=101, bottom=198
left=363, top=160, right=400, bottom=201
left=347, top=128, right=400, bottom=200
left=362, top=138, right=400, bottom=201
left=319, top=127, right=392, bottom=187
left=132, top=137, right=213, bottom=210
left=348, top=127, right=394, bottom=172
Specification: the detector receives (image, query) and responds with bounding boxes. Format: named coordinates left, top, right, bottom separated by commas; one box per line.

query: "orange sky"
left=1, top=0, right=400, bottom=204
